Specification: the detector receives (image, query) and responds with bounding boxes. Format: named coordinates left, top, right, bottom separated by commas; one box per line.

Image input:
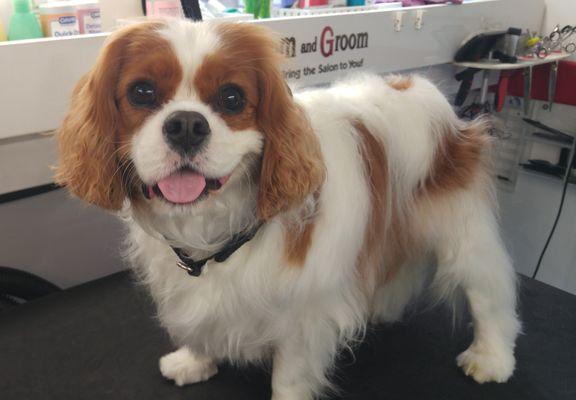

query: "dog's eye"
left=128, top=81, right=157, bottom=108
left=217, top=84, right=245, bottom=114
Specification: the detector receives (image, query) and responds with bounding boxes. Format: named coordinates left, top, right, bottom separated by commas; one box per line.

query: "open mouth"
left=142, top=168, right=230, bottom=205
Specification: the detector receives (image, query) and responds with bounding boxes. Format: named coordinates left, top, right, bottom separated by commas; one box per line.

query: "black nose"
left=163, top=111, right=210, bottom=154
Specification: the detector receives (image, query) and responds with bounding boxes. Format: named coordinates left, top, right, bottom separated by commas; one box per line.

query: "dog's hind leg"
left=435, top=197, right=520, bottom=383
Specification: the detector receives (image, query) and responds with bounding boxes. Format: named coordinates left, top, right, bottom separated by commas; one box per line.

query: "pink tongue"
left=157, top=170, right=206, bottom=204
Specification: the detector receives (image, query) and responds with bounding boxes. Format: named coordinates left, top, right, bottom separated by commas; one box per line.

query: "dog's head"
left=56, top=21, right=324, bottom=220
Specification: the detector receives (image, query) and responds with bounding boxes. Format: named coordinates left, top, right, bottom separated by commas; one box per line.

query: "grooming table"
left=1, top=271, right=575, bottom=400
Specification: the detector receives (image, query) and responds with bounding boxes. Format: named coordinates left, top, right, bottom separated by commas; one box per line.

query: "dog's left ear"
left=55, top=22, right=163, bottom=210
left=223, top=24, right=325, bottom=219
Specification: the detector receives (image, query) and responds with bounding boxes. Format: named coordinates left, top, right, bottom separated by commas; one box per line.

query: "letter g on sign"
left=320, top=26, right=334, bottom=58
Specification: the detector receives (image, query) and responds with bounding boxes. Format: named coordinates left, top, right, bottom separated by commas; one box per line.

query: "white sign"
left=279, top=25, right=369, bottom=83
left=259, top=0, right=544, bottom=86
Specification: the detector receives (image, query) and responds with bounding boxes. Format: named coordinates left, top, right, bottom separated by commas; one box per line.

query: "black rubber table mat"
left=1, top=271, right=575, bottom=400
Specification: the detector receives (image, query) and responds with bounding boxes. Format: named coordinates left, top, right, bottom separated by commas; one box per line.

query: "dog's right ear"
left=217, top=23, right=325, bottom=220
left=55, top=22, right=163, bottom=210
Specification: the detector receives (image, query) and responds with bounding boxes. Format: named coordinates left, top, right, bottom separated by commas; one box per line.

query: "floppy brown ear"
left=231, top=25, right=325, bottom=220
left=257, top=83, right=325, bottom=220
left=55, top=22, right=162, bottom=210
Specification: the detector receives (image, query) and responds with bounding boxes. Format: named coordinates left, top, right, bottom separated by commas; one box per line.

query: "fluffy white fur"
left=129, top=74, right=518, bottom=399
left=65, top=21, right=520, bottom=400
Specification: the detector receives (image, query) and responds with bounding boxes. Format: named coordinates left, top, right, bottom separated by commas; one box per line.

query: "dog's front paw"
left=456, top=345, right=515, bottom=384
left=271, top=389, right=314, bottom=400
left=159, top=347, right=218, bottom=386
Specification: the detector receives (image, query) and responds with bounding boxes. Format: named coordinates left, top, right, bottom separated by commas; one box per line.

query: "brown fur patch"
left=116, top=28, right=183, bottom=157
left=56, top=21, right=180, bottom=210
left=194, top=23, right=326, bottom=220
left=354, top=120, right=488, bottom=289
left=387, top=76, right=413, bottom=91
left=422, top=123, right=488, bottom=196
left=284, top=219, right=316, bottom=266
left=193, top=27, right=260, bottom=131
left=354, top=121, right=417, bottom=287
left=353, top=121, right=389, bottom=282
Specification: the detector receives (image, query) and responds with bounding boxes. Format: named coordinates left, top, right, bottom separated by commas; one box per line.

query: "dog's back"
left=296, top=73, right=493, bottom=286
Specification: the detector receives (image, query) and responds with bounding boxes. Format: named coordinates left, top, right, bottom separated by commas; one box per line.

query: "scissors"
left=537, top=25, right=576, bottom=58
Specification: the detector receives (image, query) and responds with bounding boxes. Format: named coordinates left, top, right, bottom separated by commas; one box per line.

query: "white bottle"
left=38, top=1, right=80, bottom=38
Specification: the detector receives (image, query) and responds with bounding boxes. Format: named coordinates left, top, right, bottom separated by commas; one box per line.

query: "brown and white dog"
left=56, top=20, right=520, bottom=400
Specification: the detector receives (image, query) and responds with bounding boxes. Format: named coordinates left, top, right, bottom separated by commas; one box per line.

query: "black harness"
left=169, top=223, right=262, bottom=277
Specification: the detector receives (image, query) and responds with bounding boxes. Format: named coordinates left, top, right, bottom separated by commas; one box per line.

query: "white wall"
left=495, top=0, right=576, bottom=293
left=499, top=171, right=576, bottom=294
left=543, top=0, right=576, bottom=35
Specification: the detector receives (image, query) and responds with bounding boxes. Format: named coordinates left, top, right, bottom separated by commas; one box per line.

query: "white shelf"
left=272, top=2, right=403, bottom=17
left=0, top=0, right=545, bottom=141
left=0, top=0, right=546, bottom=194
left=454, top=52, right=572, bottom=70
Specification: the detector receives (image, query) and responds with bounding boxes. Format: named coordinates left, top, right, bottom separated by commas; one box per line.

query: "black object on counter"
left=181, top=0, right=203, bottom=21
left=0, top=266, right=61, bottom=312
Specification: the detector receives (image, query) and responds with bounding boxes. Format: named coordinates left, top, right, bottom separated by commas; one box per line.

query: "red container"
left=507, top=60, right=576, bottom=107
left=297, top=0, right=329, bottom=7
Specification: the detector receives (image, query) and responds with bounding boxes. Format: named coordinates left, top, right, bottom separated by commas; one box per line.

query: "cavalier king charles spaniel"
left=56, top=20, right=520, bottom=400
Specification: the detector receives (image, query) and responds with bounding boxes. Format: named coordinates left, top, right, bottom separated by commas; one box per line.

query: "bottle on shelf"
left=38, top=1, right=80, bottom=37
left=8, top=0, right=43, bottom=41
left=76, top=0, right=102, bottom=35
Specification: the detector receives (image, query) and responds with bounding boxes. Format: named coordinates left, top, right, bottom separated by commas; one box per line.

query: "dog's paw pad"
left=159, top=348, right=217, bottom=386
left=456, top=347, right=514, bottom=384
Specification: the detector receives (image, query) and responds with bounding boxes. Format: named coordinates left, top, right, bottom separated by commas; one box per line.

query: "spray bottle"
left=8, top=0, right=43, bottom=41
